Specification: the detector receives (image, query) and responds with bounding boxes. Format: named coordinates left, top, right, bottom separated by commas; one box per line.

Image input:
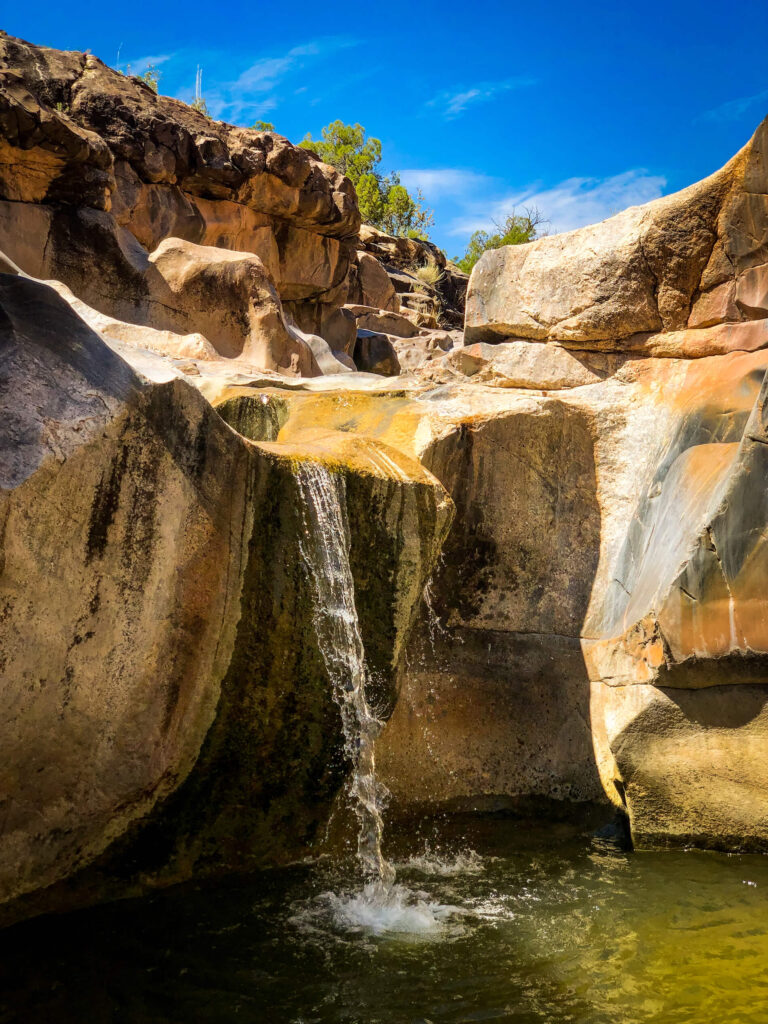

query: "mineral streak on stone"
left=0, top=272, right=451, bottom=926
left=3, top=28, right=768, bottom=932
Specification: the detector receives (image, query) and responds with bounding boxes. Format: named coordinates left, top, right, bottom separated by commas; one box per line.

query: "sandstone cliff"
left=0, top=31, right=362, bottom=374
left=0, top=31, right=460, bottom=379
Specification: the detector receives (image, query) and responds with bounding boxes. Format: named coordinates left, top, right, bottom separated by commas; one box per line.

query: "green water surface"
left=1, top=814, right=767, bottom=1023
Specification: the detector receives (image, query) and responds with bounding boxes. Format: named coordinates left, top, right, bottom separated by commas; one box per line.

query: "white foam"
left=325, top=882, right=461, bottom=936
left=395, top=847, right=486, bottom=877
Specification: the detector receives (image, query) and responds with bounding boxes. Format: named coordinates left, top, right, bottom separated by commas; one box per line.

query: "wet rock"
left=0, top=274, right=451, bottom=924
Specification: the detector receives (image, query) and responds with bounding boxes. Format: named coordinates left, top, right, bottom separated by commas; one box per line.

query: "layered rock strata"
left=0, top=32, right=360, bottom=373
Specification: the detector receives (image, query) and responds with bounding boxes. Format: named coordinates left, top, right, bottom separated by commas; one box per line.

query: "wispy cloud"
left=399, top=168, right=496, bottom=199
left=121, top=53, right=174, bottom=76
left=448, top=169, right=667, bottom=237
left=173, top=38, right=359, bottom=120
left=427, top=77, right=536, bottom=119
left=696, top=89, right=768, bottom=124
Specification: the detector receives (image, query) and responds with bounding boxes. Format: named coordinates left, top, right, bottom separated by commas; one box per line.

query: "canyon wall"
left=2, top=33, right=768, bottom=929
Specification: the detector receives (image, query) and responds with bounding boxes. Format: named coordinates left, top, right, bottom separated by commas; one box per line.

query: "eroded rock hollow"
left=2, top=30, right=768, bottom=927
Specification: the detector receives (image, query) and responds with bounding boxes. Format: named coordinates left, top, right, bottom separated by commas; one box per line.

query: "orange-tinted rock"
left=0, top=31, right=361, bottom=364
left=466, top=116, right=768, bottom=350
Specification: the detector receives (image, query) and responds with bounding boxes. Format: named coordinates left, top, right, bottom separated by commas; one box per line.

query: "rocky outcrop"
left=0, top=31, right=362, bottom=375
left=0, top=33, right=472, bottom=378
left=264, top=385, right=608, bottom=811
left=357, top=224, right=469, bottom=329
left=466, top=116, right=768, bottom=350
left=259, top=114, right=768, bottom=853
left=0, top=273, right=451, bottom=925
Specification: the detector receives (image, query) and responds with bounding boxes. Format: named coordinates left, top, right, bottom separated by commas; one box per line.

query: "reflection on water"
left=2, top=814, right=768, bottom=1023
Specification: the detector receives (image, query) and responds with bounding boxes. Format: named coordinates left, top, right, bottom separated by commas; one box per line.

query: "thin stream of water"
left=296, top=463, right=462, bottom=932
left=296, top=462, right=395, bottom=893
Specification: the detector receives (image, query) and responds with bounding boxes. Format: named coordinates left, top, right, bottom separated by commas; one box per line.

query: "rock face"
left=264, top=115, right=768, bottom=852
left=0, top=32, right=468, bottom=378
left=353, top=329, right=401, bottom=376
left=357, top=224, right=469, bottom=329
left=0, top=273, right=451, bottom=925
left=0, top=31, right=361, bottom=375
left=466, top=117, right=768, bottom=349
left=4, top=28, right=768, bottom=932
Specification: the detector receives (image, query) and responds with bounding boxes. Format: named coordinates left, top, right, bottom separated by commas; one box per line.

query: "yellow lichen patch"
left=271, top=390, right=435, bottom=461
left=256, top=429, right=443, bottom=489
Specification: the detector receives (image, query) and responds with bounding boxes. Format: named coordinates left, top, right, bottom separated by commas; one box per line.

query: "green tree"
left=454, top=209, right=546, bottom=273
left=126, top=63, right=160, bottom=93
left=299, top=121, right=433, bottom=239
left=250, top=120, right=275, bottom=132
left=138, top=65, right=161, bottom=93
left=300, top=121, right=381, bottom=182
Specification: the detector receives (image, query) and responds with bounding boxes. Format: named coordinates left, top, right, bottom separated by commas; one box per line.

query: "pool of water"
left=2, top=813, right=768, bottom=1023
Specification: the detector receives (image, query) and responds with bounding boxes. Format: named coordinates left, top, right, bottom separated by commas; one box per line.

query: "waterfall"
left=296, top=461, right=395, bottom=889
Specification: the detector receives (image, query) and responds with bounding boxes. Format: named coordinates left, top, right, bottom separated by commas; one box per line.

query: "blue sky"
left=10, top=0, right=768, bottom=257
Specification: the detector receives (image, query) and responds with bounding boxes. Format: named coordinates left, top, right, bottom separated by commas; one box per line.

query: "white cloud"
left=177, top=38, right=359, bottom=120
left=122, top=53, right=174, bottom=76
left=448, top=169, right=667, bottom=237
left=427, top=77, right=536, bottom=119
left=696, top=89, right=768, bottom=124
left=398, top=168, right=496, bottom=199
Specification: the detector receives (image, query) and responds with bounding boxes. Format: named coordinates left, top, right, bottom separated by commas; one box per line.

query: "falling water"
left=296, top=461, right=395, bottom=888
left=296, top=461, right=460, bottom=933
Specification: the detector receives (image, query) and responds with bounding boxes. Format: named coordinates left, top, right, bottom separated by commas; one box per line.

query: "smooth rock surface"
left=0, top=273, right=451, bottom=924
left=466, top=115, right=768, bottom=351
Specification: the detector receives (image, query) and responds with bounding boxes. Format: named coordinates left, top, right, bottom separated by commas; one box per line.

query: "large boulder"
left=353, top=329, right=401, bottom=376
left=263, top=386, right=608, bottom=810
left=0, top=274, right=451, bottom=925
left=0, top=274, right=249, bottom=912
left=465, top=115, right=768, bottom=350
left=0, top=195, right=319, bottom=373
left=346, top=250, right=400, bottom=312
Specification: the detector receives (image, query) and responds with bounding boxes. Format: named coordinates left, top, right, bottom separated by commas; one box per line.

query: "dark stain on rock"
left=86, top=445, right=129, bottom=563
left=426, top=423, right=498, bottom=623
left=120, top=445, right=160, bottom=592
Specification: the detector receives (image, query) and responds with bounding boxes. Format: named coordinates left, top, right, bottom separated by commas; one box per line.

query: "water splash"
left=422, top=577, right=446, bottom=654
left=296, top=461, right=394, bottom=888
left=324, top=882, right=460, bottom=936
left=296, top=461, right=467, bottom=935
left=395, top=846, right=486, bottom=877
